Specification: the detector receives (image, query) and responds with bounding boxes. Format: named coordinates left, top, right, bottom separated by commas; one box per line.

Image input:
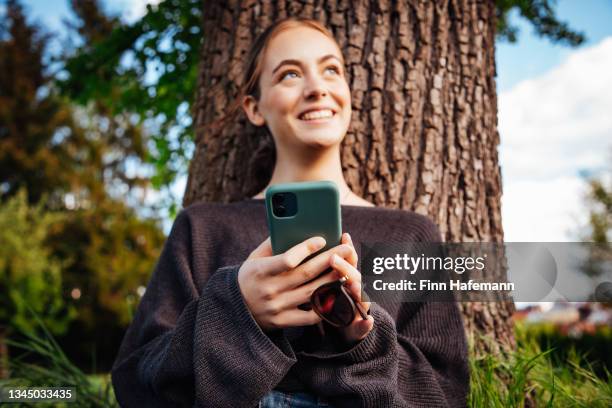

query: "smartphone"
left=265, top=180, right=342, bottom=256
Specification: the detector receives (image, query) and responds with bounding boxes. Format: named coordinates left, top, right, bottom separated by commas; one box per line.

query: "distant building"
left=513, top=302, right=612, bottom=337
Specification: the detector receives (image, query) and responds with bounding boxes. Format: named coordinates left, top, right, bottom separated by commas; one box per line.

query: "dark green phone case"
left=265, top=181, right=342, bottom=255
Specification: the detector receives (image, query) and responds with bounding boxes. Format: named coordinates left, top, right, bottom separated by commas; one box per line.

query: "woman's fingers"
left=340, top=233, right=357, bottom=267
left=331, top=254, right=363, bottom=301
left=269, top=309, right=322, bottom=329
left=334, top=244, right=374, bottom=344
left=279, top=268, right=342, bottom=309
left=259, top=236, right=326, bottom=276
left=282, top=243, right=357, bottom=289
left=342, top=314, right=375, bottom=344
left=241, top=233, right=365, bottom=332
left=247, top=236, right=273, bottom=260
left=331, top=254, right=372, bottom=318
left=253, top=233, right=357, bottom=285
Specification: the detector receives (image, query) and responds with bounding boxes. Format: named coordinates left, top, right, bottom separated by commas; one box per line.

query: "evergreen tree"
left=0, top=0, right=77, bottom=206
left=580, top=156, right=612, bottom=286
left=586, top=171, right=612, bottom=245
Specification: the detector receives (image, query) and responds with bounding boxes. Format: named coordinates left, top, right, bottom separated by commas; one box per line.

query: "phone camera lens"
left=273, top=194, right=285, bottom=205
left=271, top=192, right=296, bottom=217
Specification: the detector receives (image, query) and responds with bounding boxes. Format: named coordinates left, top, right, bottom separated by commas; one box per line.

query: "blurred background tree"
left=0, top=0, right=165, bottom=373
left=585, top=162, right=612, bottom=245
left=579, top=152, right=612, bottom=302
left=0, top=0, right=76, bottom=206
left=0, top=190, right=72, bottom=379
left=58, top=0, right=201, bottom=216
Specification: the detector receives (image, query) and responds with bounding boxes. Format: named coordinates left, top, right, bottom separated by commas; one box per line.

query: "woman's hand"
left=330, top=233, right=375, bottom=345
left=238, top=236, right=357, bottom=332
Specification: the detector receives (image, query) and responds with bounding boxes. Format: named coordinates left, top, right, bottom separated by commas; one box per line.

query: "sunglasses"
left=310, top=275, right=369, bottom=328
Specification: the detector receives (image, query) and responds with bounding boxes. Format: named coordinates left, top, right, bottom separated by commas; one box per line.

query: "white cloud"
left=502, top=176, right=588, bottom=241
left=499, top=37, right=612, bottom=241
left=108, top=0, right=162, bottom=23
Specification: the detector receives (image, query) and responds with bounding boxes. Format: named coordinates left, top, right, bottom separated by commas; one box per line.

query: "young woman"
left=112, top=18, right=469, bottom=408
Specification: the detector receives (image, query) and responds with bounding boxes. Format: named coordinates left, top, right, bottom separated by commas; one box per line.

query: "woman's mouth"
left=298, top=109, right=336, bottom=122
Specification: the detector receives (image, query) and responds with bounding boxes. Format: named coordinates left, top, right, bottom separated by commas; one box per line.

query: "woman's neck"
left=252, top=146, right=374, bottom=207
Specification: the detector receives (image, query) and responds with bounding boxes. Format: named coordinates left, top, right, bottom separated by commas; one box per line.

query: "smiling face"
left=242, top=26, right=352, bottom=152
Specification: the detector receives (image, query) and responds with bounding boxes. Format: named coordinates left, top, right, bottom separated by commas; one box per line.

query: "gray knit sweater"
left=111, top=199, right=469, bottom=407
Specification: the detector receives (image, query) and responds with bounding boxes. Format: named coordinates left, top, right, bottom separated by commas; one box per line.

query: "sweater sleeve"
left=111, top=211, right=297, bottom=407
left=293, top=223, right=470, bottom=408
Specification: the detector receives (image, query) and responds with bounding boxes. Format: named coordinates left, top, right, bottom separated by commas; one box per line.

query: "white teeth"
left=300, top=109, right=334, bottom=120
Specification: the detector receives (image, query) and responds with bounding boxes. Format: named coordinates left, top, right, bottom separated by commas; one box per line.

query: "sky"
left=495, top=0, right=612, bottom=241
left=15, top=0, right=612, bottom=242
left=17, top=0, right=156, bottom=28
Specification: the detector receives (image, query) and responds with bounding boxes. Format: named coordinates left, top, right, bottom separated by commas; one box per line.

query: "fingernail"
left=314, top=237, right=326, bottom=248
left=346, top=232, right=352, bottom=242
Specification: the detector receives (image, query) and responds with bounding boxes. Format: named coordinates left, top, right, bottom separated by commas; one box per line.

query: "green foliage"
left=585, top=172, right=612, bottom=245
left=58, top=0, right=201, bottom=208
left=469, top=322, right=612, bottom=407
left=48, top=199, right=165, bottom=329
left=39, top=198, right=165, bottom=373
left=1, top=310, right=117, bottom=407
left=0, top=190, right=73, bottom=336
left=495, top=0, right=585, bottom=45
left=578, top=155, right=612, bottom=281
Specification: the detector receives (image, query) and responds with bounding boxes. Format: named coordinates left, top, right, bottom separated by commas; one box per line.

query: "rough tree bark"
left=185, top=0, right=515, bottom=357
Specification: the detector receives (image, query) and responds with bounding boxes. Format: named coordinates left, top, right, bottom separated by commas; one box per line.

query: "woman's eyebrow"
left=272, top=54, right=343, bottom=74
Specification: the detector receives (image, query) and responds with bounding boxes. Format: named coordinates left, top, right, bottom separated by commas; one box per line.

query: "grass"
left=0, top=312, right=118, bottom=408
left=469, top=321, right=612, bottom=407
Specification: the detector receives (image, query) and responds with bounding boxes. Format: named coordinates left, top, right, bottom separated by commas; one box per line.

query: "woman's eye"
left=280, top=70, right=299, bottom=81
left=325, top=66, right=340, bottom=75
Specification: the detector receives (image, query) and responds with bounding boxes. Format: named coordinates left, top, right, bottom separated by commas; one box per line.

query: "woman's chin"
left=301, top=134, right=343, bottom=149
left=293, top=128, right=345, bottom=148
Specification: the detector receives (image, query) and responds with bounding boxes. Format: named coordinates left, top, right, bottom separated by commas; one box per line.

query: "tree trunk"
left=186, top=0, right=515, bottom=357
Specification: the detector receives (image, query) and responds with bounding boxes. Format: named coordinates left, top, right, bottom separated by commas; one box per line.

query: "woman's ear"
left=242, top=95, right=265, bottom=126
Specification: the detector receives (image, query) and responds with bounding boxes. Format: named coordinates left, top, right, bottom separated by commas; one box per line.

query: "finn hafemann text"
left=371, top=279, right=515, bottom=291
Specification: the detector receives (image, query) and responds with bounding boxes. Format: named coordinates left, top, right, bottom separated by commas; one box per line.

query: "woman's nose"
left=303, top=74, right=328, bottom=99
